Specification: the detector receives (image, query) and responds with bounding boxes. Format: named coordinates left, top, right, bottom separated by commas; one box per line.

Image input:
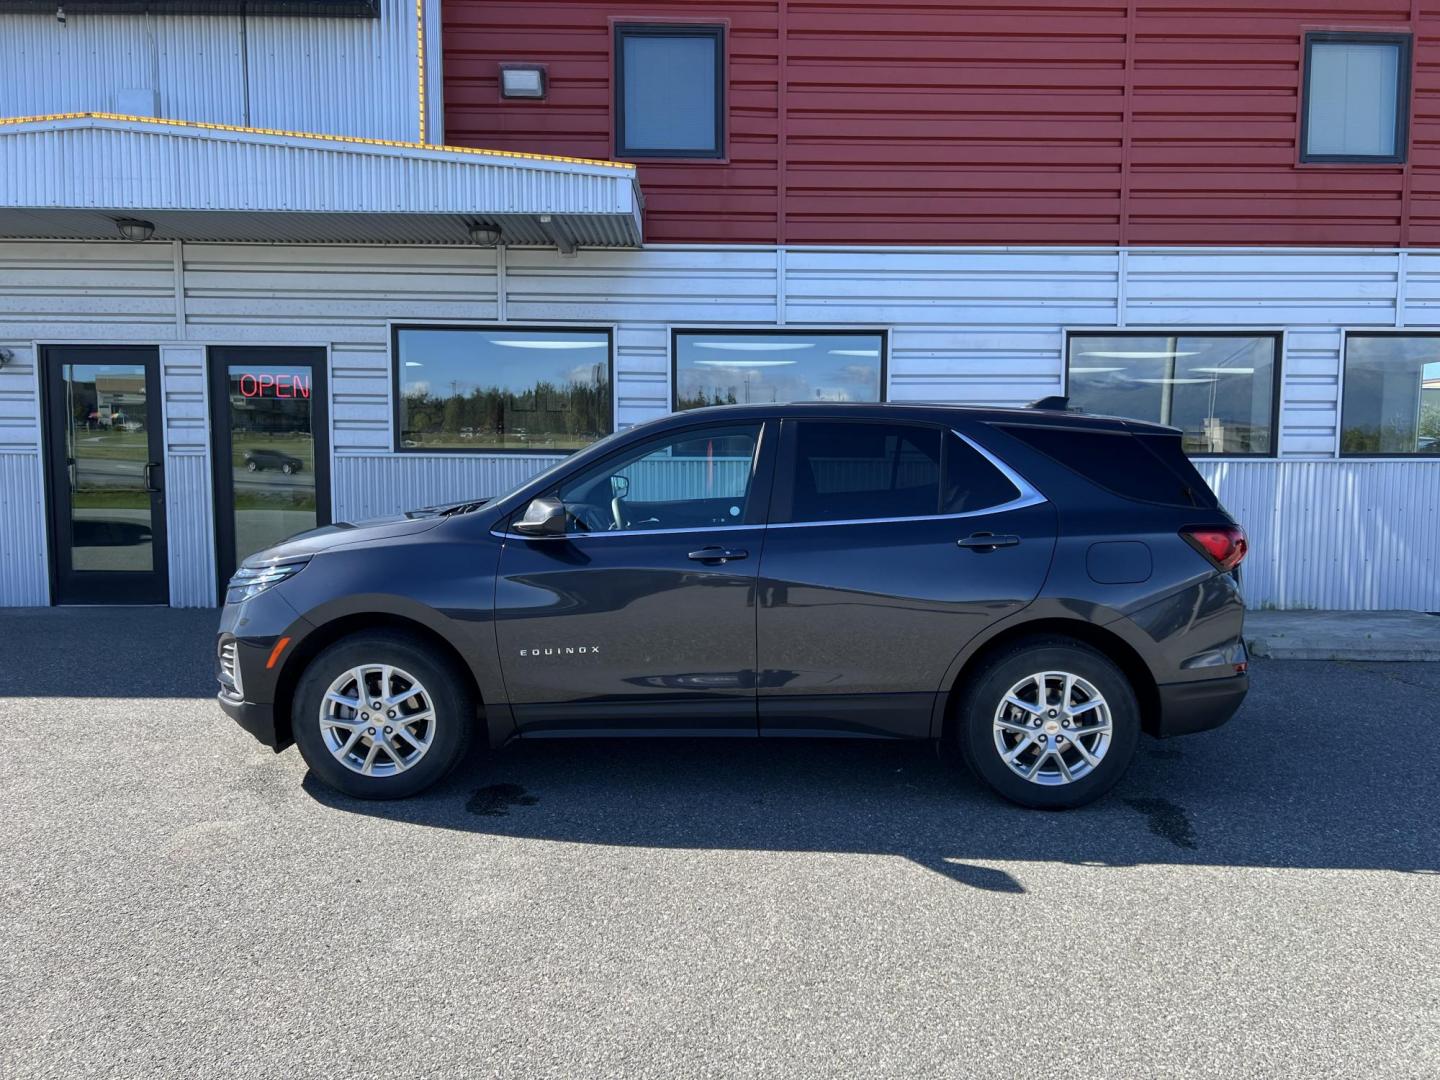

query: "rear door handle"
left=688, top=547, right=749, bottom=563
left=957, top=532, right=1020, bottom=550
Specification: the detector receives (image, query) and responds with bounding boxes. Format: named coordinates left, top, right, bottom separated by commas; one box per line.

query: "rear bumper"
left=1154, top=672, right=1249, bottom=738
left=217, top=692, right=286, bottom=751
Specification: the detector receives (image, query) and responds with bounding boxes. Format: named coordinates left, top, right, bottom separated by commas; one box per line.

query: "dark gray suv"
left=216, top=402, right=1249, bottom=809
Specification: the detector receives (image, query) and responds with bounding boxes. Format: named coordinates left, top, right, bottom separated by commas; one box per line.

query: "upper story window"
left=614, top=24, right=725, bottom=159
left=394, top=326, right=612, bottom=454
left=1301, top=31, right=1411, bottom=164
left=1341, top=334, right=1440, bottom=456
left=674, top=330, right=886, bottom=410
left=1066, top=333, right=1279, bottom=456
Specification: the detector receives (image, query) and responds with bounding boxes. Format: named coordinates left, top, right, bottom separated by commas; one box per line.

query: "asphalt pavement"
left=0, top=607, right=1436, bottom=1080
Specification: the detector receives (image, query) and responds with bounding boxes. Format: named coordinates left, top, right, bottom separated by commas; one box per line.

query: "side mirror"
left=514, top=496, right=567, bottom=537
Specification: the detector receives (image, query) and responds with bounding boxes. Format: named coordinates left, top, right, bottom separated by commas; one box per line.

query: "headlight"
left=226, top=558, right=309, bottom=604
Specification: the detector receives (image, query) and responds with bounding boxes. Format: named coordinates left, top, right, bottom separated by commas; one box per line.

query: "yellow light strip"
left=0, top=111, right=636, bottom=172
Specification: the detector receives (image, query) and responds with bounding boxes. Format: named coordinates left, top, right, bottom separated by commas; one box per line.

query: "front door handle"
left=688, top=547, right=749, bottom=563
left=957, top=532, right=1019, bottom=550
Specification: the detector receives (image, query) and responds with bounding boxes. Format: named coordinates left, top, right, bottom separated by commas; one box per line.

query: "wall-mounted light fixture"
left=115, top=218, right=155, bottom=243
left=0, top=347, right=14, bottom=369
left=500, top=64, right=547, bottom=100
left=467, top=223, right=502, bottom=246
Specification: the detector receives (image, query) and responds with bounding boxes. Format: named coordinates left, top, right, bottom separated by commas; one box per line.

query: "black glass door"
left=210, top=347, right=330, bottom=598
left=42, top=346, right=169, bottom=605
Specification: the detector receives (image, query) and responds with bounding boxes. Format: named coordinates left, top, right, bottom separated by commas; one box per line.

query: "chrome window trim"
left=494, top=428, right=1045, bottom=539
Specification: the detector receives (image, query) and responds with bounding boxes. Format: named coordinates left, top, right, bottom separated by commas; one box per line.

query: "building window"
left=1301, top=32, right=1411, bottom=163
left=615, top=25, right=724, bottom=158
left=673, top=330, right=886, bottom=410
left=1341, top=334, right=1440, bottom=455
left=1065, top=333, right=1279, bottom=456
left=393, top=326, right=612, bottom=453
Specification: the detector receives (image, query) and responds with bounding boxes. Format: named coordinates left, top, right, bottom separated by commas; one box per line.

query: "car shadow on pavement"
left=303, top=662, right=1440, bottom=891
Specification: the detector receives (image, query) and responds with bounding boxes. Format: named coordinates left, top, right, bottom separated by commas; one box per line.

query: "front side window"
left=555, top=423, right=762, bottom=532
left=394, top=326, right=612, bottom=453
left=674, top=330, right=885, bottom=410
left=1341, top=334, right=1440, bottom=455
left=615, top=24, right=725, bottom=158
left=1066, top=333, right=1279, bottom=456
left=1302, top=32, right=1411, bottom=163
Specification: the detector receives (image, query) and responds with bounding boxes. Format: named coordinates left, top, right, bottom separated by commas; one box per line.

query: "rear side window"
left=997, top=424, right=1217, bottom=508
left=783, top=421, right=941, bottom=522
left=943, top=432, right=1021, bottom=513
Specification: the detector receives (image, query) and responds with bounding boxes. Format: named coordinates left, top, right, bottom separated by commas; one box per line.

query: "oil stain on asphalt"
left=1123, top=796, right=1198, bottom=850
left=467, top=783, right=539, bottom=816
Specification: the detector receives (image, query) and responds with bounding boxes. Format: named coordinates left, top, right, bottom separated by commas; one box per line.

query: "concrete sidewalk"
left=1244, top=609, right=1439, bottom=661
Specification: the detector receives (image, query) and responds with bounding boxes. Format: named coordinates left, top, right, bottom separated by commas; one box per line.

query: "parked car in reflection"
left=243, top=449, right=304, bottom=475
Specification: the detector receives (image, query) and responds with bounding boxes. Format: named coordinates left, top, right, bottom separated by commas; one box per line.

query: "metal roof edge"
left=0, top=112, right=638, bottom=177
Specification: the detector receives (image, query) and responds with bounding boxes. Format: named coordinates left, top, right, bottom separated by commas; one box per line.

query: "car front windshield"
left=484, top=427, right=632, bottom=510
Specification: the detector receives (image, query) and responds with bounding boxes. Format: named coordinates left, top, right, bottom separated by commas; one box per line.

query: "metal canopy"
left=0, top=114, right=644, bottom=249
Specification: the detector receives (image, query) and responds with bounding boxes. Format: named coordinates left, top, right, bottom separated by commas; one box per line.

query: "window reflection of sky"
left=676, top=332, right=883, bottom=408
left=398, top=329, right=610, bottom=399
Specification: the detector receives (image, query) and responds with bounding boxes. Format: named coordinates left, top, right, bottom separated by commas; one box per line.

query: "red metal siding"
left=443, top=1, right=1430, bottom=246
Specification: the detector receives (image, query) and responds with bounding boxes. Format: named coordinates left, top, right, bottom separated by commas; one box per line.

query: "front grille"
left=217, top=639, right=243, bottom=699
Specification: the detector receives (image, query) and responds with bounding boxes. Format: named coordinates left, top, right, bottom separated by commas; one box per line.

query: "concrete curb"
left=1244, top=610, right=1440, bottom=662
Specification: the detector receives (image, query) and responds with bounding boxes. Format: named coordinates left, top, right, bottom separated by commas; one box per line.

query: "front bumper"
left=1154, top=672, right=1249, bottom=738
left=218, top=692, right=287, bottom=751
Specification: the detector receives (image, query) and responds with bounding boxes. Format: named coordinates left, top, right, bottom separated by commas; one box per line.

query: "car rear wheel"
left=955, top=638, right=1139, bottom=809
left=292, top=631, right=474, bottom=799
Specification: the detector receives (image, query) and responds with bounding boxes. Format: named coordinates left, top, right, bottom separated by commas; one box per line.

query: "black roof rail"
left=1027, top=395, right=1073, bottom=412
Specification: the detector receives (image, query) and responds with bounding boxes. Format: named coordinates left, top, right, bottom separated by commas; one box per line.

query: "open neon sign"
left=238, top=373, right=311, bottom=399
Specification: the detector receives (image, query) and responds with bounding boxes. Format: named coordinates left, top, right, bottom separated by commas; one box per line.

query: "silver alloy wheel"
left=319, top=663, right=436, bottom=777
left=992, top=670, right=1112, bottom=786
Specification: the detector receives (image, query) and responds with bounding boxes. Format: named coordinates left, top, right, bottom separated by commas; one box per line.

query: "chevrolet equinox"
left=217, top=402, right=1249, bottom=809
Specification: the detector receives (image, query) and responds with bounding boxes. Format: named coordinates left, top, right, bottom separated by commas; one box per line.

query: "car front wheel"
left=291, top=631, right=474, bottom=799
left=955, top=638, right=1140, bottom=809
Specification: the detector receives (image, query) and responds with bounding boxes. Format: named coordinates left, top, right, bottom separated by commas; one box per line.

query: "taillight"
left=1181, top=524, right=1247, bottom=572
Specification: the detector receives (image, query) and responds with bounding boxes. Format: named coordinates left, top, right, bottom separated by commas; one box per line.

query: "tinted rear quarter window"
left=996, top=424, right=1217, bottom=508
left=943, top=432, right=1021, bottom=513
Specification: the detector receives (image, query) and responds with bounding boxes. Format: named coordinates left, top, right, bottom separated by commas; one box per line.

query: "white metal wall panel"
left=163, top=454, right=216, bottom=608
left=0, top=452, right=48, bottom=606
left=0, top=339, right=47, bottom=606
left=0, top=241, right=178, bottom=341
left=333, top=453, right=565, bottom=522
left=160, top=344, right=215, bottom=607
left=786, top=249, right=1118, bottom=408
left=1, top=0, right=423, bottom=142
left=1199, top=460, right=1440, bottom=611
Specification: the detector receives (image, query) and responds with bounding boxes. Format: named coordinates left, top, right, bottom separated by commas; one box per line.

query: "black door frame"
left=40, top=345, right=169, bottom=605
left=208, top=346, right=331, bottom=602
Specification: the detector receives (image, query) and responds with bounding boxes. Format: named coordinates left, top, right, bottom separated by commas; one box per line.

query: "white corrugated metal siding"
left=1, top=0, right=423, bottom=142
left=0, top=452, right=48, bottom=606
left=0, top=239, right=1437, bottom=611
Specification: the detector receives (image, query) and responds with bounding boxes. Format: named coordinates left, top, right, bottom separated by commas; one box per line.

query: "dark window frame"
left=1339, top=330, right=1440, bottom=458
left=208, top=345, right=331, bottom=603
left=1064, top=330, right=1284, bottom=458
left=1300, top=30, right=1412, bottom=165
left=391, top=323, right=616, bottom=456
left=670, top=327, right=890, bottom=411
left=614, top=23, right=727, bottom=160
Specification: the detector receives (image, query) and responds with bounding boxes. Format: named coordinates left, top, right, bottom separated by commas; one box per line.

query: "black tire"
left=281, top=462, right=296, bottom=475
left=955, top=637, right=1140, bottom=810
left=291, top=631, right=475, bottom=800
left=246, top=460, right=259, bottom=472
